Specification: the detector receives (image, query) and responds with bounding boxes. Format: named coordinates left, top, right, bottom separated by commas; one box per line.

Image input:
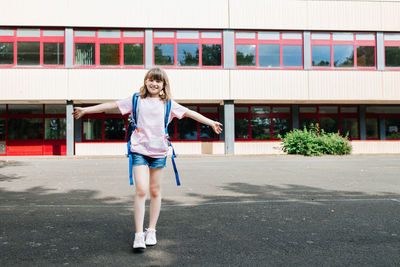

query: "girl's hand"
left=73, top=107, right=86, bottom=119
left=211, top=121, right=223, bottom=134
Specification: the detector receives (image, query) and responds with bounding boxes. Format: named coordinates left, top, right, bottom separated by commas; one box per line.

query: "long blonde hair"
left=139, top=67, right=172, bottom=102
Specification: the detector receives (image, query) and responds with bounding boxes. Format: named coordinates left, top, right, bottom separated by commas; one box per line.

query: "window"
left=366, top=105, right=400, bottom=140
left=311, top=32, right=375, bottom=69
left=0, top=28, right=65, bottom=67
left=74, top=29, right=144, bottom=67
left=384, top=33, right=400, bottom=68
left=235, top=105, right=291, bottom=140
left=299, top=105, right=359, bottom=139
left=235, top=31, right=303, bottom=69
left=168, top=105, right=220, bottom=140
left=153, top=30, right=223, bottom=68
left=81, top=109, right=127, bottom=141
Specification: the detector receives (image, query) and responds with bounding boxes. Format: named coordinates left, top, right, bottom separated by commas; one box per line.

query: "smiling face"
left=145, top=78, right=164, bottom=98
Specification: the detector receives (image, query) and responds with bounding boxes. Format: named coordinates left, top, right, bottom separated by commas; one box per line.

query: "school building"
left=1, top=0, right=400, bottom=156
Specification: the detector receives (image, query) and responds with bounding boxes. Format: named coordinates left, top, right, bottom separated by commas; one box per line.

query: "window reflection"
left=0, top=118, right=5, bottom=139
left=300, top=118, right=317, bottom=130
left=8, top=118, right=43, bottom=139
left=177, top=43, right=199, bottom=66
left=320, top=117, right=339, bottom=133
left=385, top=46, right=400, bottom=67
left=100, top=44, right=120, bottom=65
left=0, top=42, right=14, bottom=64
left=105, top=118, right=125, bottom=140
left=282, top=45, right=302, bottom=67
left=259, top=44, right=280, bottom=67
left=124, top=44, right=143, bottom=65
left=235, top=118, right=249, bottom=138
left=366, top=118, right=379, bottom=139
left=312, top=45, right=331, bottom=66
left=251, top=117, right=271, bottom=139
left=154, top=44, right=174, bottom=65
left=177, top=118, right=197, bottom=140
left=202, top=44, right=221, bottom=66
left=341, top=118, right=358, bottom=138
left=45, top=118, right=66, bottom=139
left=357, top=46, right=375, bottom=67
left=75, top=43, right=95, bottom=65
left=334, top=45, right=354, bottom=67
left=273, top=118, right=291, bottom=138
left=17, top=42, right=40, bottom=65
left=43, top=43, right=64, bottom=65
left=83, top=118, right=102, bottom=140
left=236, top=45, right=255, bottom=66
left=386, top=118, right=400, bottom=139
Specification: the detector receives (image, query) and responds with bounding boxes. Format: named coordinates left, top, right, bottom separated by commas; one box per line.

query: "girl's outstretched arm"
left=184, top=110, right=223, bottom=134
left=73, top=102, right=119, bottom=119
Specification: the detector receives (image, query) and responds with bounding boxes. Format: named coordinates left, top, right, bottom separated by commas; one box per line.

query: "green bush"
left=279, top=124, right=352, bottom=156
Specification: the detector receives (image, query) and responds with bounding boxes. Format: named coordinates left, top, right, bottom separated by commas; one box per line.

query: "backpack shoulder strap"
left=164, top=99, right=172, bottom=131
left=132, top=93, right=140, bottom=123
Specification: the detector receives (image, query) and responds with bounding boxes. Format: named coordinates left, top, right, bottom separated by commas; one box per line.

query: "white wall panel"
left=166, top=70, right=230, bottom=101
left=351, top=141, right=400, bottom=154
left=230, top=70, right=308, bottom=100
left=0, top=0, right=228, bottom=29
left=0, top=69, right=68, bottom=101
left=382, top=71, right=400, bottom=101
left=381, top=2, right=400, bottom=31
left=234, top=142, right=285, bottom=155
left=308, top=71, right=383, bottom=101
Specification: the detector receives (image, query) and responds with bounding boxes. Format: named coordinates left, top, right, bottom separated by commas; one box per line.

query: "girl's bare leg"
left=133, top=165, right=149, bottom=233
left=148, top=167, right=163, bottom=229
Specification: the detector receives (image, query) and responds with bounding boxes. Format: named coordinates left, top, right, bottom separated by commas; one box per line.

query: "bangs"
left=146, top=68, right=165, bottom=81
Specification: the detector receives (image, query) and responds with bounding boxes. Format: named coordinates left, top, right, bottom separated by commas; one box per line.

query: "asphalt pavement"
left=0, top=155, right=400, bottom=266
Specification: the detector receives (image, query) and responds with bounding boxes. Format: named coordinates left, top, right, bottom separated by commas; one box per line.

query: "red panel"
left=6, top=140, right=43, bottom=156
left=43, top=140, right=66, bottom=155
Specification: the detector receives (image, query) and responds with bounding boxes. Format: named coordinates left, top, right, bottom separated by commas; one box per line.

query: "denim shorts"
left=132, top=153, right=167, bottom=168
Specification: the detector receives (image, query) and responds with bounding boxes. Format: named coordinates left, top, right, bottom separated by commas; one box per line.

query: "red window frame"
left=299, top=105, right=360, bottom=139
left=168, top=104, right=220, bottom=141
left=153, top=30, right=223, bottom=69
left=234, top=104, right=292, bottom=141
left=235, top=31, right=303, bottom=70
left=311, top=32, right=376, bottom=70
left=81, top=109, right=128, bottom=142
left=0, top=28, right=65, bottom=68
left=383, top=33, right=400, bottom=70
left=73, top=29, right=145, bottom=68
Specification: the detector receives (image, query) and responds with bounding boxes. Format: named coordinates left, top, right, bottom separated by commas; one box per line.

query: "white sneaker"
left=133, top=232, right=146, bottom=249
left=145, top=228, right=157, bottom=246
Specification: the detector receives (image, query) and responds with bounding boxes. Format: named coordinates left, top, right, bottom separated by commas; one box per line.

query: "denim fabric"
left=132, top=153, right=167, bottom=168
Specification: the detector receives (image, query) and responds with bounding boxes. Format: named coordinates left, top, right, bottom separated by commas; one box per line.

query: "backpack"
left=126, top=93, right=180, bottom=186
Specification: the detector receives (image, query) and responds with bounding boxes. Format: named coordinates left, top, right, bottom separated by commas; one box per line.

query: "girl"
left=73, top=67, right=222, bottom=249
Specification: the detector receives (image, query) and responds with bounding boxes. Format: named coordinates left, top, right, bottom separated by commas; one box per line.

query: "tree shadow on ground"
left=0, top=160, right=24, bottom=182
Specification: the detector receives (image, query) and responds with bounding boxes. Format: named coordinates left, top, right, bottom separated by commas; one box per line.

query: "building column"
left=359, top=104, right=366, bottom=140
left=292, top=104, right=299, bottom=129
left=223, top=30, right=235, bottom=69
left=380, top=117, right=386, bottom=140
left=377, top=32, right=384, bottom=71
left=224, top=100, right=234, bottom=155
left=145, top=29, right=153, bottom=69
left=303, top=31, right=311, bottom=70
left=65, top=28, right=73, bottom=68
left=66, top=100, right=74, bottom=156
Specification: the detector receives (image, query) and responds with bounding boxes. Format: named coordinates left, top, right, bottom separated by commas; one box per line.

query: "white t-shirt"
left=117, top=95, right=188, bottom=158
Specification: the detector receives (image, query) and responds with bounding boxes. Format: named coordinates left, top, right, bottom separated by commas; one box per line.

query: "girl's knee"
left=149, top=185, right=161, bottom=199
left=135, top=188, right=147, bottom=198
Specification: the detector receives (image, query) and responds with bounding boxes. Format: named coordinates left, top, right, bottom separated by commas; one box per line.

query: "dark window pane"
left=312, top=45, right=331, bottom=66
left=235, top=107, right=248, bottom=113
left=320, top=117, right=339, bottom=133
left=236, top=45, right=255, bottom=66
left=386, top=117, right=400, bottom=139
left=8, top=104, right=42, bottom=114
left=273, top=118, right=291, bottom=138
left=385, top=46, right=400, bottom=67
left=75, top=43, right=95, bottom=65
left=8, top=118, right=43, bottom=139
left=282, top=45, right=302, bottom=67
left=334, top=45, right=354, bottom=67
left=0, top=118, right=5, bottom=139
left=319, top=106, right=338, bottom=114
left=17, top=42, right=40, bottom=65
left=168, top=119, right=176, bottom=139
left=235, top=118, right=249, bottom=139
left=43, top=43, right=64, bottom=65
left=177, top=43, right=199, bottom=66
left=300, top=118, right=317, bottom=130
left=251, top=117, right=271, bottom=140
left=299, top=107, right=317, bottom=113
left=273, top=107, right=290, bottom=113
left=124, top=43, right=143, bottom=65
left=104, top=118, right=125, bottom=140
left=45, top=104, right=65, bottom=114
left=251, top=106, right=270, bottom=114
left=177, top=118, right=197, bottom=140
left=100, top=44, right=119, bottom=65
left=0, top=42, right=14, bottom=65
left=366, top=106, right=400, bottom=114
left=366, top=118, right=379, bottom=139
left=341, top=118, right=358, bottom=138
left=154, top=44, right=174, bottom=65
left=45, top=118, right=66, bottom=139
left=83, top=118, right=102, bottom=140
left=0, top=104, right=5, bottom=114
left=340, top=107, right=357, bottom=113
left=357, top=46, right=375, bottom=67
left=200, top=123, right=217, bottom=139
left=259, top=44, right=280, bottom=67
left=202, top=44, right=221, bottom=66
